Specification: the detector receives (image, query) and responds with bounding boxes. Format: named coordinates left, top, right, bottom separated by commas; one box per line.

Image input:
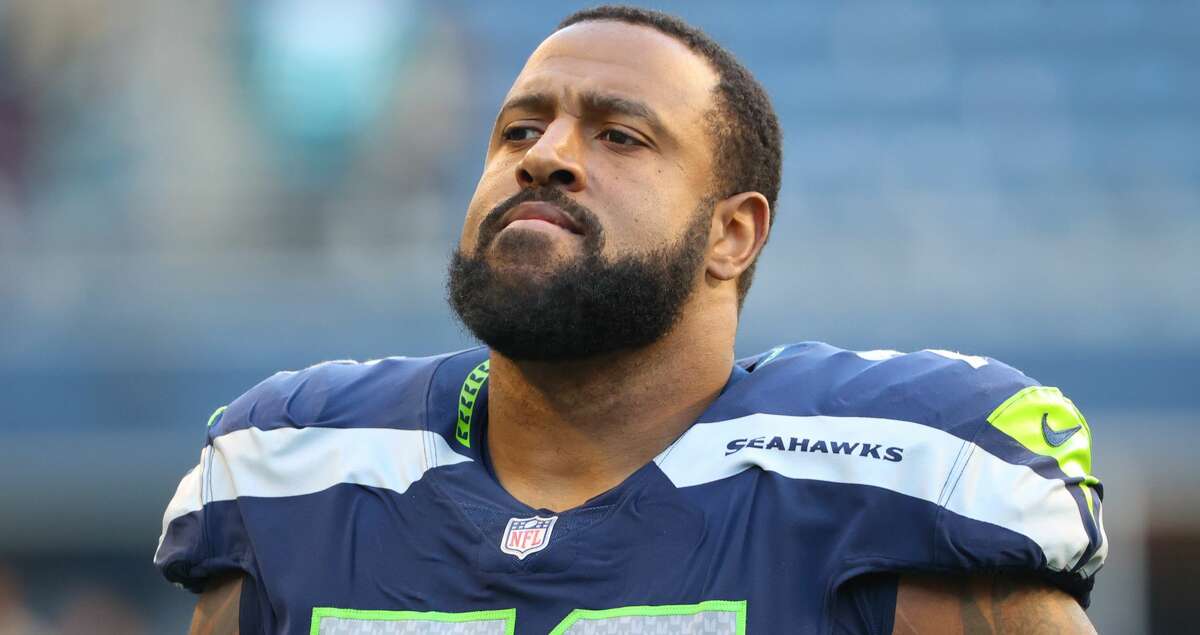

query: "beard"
left=447, top=187, right=712, bottom=362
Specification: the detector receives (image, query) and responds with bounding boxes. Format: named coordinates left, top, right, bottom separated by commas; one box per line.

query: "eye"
left=599, top=129, right=644, bottom=147
left=502, top=126, right=542, bottom=142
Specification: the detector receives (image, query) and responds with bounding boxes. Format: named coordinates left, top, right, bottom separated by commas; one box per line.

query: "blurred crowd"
left=0, top=0, right=468, bottom=253
left=0, top=565, right=148, bottom=635
left=0, top=1, right=474, bottom=631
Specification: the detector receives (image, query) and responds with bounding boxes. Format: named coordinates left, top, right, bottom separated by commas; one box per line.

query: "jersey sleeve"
left=152, top=355, right=450, bottom=593
left=153, top=402, right=255, bottom=592
left=831, top=572, right=898, bottom=635
left=152, top=361, right=355, bottom=591
left=152, top=364, right=304, bottom=592
left=933, top=382, right=1106, bottom=605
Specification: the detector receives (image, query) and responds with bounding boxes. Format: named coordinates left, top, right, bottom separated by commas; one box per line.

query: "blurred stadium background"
left=0, top=0, right=1196, bottom=632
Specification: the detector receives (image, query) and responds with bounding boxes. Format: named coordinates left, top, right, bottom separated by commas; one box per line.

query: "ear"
left=706, top=191, right=771, bottom=283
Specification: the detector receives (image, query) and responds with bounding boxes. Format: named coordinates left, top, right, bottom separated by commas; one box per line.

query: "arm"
left=893, top=574, right=1096, bottom=635
left=189, top=573, right=243, bottom=635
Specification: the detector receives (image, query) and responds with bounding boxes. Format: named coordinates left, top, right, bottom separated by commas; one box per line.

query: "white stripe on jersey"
left=156, top=461, right=204, bottom=563
left=156, top=415, right=1101, bottom=576
left=1081, top=499, right=1107, bottom=577
left=654, top=413, right=1096, bottom=573
left=154, top=427, right=472, bottom=563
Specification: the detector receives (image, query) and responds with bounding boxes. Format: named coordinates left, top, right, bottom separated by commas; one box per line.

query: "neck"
left=486, top=310, right=734, bottom=512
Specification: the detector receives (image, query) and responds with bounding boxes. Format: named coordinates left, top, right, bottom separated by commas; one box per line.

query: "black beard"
left=447, top=188, right=711, bottom=362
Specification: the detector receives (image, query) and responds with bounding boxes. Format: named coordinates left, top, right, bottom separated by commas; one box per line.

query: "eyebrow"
left=498, top=90, right=673, bottom=143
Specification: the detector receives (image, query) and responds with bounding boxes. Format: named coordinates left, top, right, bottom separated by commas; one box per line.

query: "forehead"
left=510, top=21, right=718, bottom=124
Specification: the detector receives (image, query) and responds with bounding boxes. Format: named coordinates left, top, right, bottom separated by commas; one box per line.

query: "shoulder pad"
left=731, top=342, right=1037, bottom=441
left=208, top=354, right=454, bottom=441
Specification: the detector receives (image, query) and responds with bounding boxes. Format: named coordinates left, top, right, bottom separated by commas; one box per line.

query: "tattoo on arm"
left=189, top=573, right=243, bottom=635
left=895, top=574, right=1097, bottom=634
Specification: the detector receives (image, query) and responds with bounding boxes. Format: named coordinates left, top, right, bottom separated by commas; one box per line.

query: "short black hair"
left=557, top=5, right=782, bottom=305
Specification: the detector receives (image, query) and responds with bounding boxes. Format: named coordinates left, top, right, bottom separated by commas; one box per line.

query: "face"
left=448, top=21, right=722, bottom=361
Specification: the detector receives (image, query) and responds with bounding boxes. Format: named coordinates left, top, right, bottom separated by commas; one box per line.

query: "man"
left=157, top=6, right=1105, bottom=633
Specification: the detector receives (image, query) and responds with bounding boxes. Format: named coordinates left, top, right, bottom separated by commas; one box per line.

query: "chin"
left=488, top=229, right=578, bottom=266
left=486, top=258, right=574, bottom=287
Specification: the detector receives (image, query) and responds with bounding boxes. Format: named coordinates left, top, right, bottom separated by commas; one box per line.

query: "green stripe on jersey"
left=456, top=359, right=490, bottom=448
left=206, top=405, right=228, bottom=428
left=549, top=600, right=747, bottom=635
left=310, top=607, right=515, bottom=635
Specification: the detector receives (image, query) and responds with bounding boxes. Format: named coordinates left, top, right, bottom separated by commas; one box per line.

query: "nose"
left=515, top=121, right=587, bottom=192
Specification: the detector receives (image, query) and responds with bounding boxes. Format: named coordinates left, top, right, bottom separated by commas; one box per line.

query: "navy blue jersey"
left=155, top=342, right=1105, bottom=634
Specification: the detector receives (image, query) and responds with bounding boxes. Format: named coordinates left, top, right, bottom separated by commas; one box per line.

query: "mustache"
left=475, top=187, right=602, bottom=252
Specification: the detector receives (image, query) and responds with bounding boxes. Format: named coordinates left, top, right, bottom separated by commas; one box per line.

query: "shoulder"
left=721, top=343, right=1104, bottom=602
left=173, top=349, right=486, bottom=524
left=208, top=347, right=488, bottom=440
left=196, top=348, right=486, bottom=499
left=157, top=350, right=487, bottom=592
left=727, top=342, right=1040, bottom=440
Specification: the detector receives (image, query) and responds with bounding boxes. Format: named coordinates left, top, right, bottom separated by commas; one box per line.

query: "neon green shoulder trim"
left=987, top=385, right=1099, bottom=513
left=206, top=405, right=228, bottom=428
left=456, top=359, right=490, bottom=448
left=310, top=607, right=515, bottom=635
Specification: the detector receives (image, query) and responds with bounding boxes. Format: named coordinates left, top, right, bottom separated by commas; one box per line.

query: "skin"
left=893, top=574, right=1098, bottom=634
left=190, top=573, right=241, bottom=635
left=467, top=21, right=768, bottom=513
left=190, top=21, right=1096, bottom=634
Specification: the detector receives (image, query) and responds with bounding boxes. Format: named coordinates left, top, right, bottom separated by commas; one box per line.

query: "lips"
left=499, top=201, right=584, bottom=235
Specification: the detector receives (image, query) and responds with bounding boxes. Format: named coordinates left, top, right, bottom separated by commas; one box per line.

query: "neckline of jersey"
left=453, top=355, right=751, bottom=517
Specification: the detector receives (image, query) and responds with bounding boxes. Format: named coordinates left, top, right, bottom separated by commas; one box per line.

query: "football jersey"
left=155, top=342, right=1105, bottom=634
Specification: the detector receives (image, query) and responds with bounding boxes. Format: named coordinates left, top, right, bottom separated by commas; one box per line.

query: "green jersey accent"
left=310, top=607, right=516, bottom=635
left=549, top=600, right=747, bottom=635
left=456, top=359, right=490, bottom=448
left=987, top=386, right=1099, bottom=513
left=206, top=405, right=228, bottom=428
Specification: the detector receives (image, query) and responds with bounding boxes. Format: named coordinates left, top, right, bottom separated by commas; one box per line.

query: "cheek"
left=458, top=197, right=485, bottom=251
left=458, top=212, right=480, bottom=252
left=597, top=203, right=677, bottom=260
left=460, top=163, right=515, bottom=249
left=593, top=164, right=692, bottom=256
left=590, top=160, right=657, bottom=242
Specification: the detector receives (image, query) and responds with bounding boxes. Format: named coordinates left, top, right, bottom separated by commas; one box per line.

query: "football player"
left=159, top=6, right=1104, bottom=633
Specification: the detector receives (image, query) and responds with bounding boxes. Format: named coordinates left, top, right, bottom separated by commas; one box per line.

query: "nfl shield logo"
left=500, top=515, right=558, bottom=560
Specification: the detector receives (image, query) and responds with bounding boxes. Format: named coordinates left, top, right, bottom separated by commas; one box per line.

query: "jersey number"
left=310, top=600, right=747, bottom=634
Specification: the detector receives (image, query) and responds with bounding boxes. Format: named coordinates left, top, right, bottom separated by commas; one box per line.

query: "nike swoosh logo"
left=1041, top=413, right=1081, bottom=447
